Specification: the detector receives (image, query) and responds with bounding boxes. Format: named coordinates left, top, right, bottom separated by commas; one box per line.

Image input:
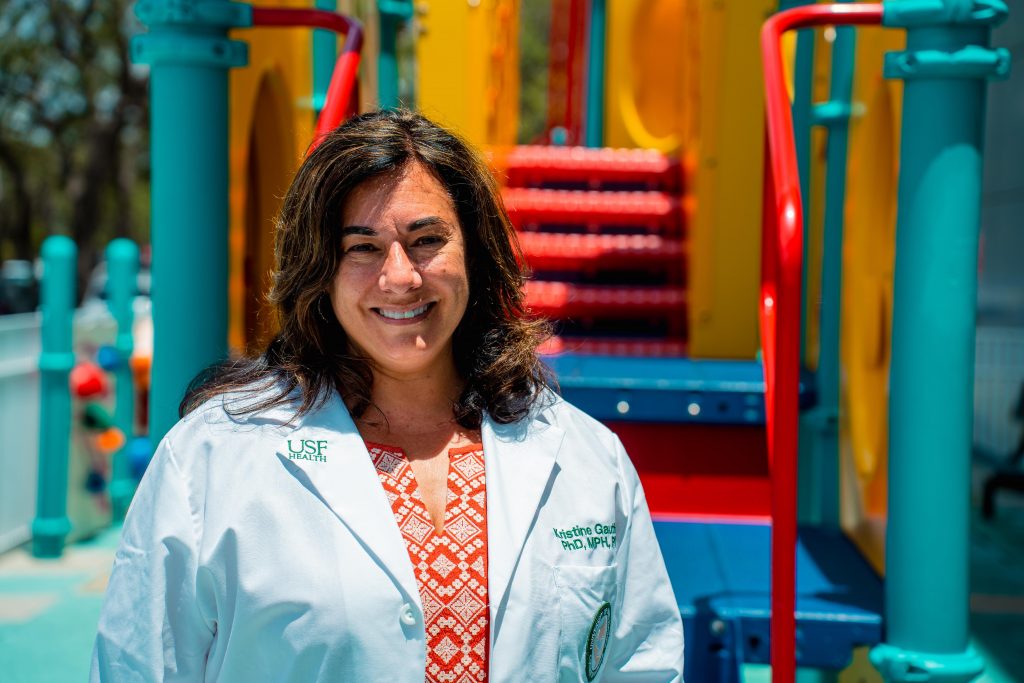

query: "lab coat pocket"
left=554, top=563, right=618, bottom=682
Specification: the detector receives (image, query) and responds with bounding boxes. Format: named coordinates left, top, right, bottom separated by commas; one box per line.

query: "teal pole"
left=798, top=18, right=857, bottom=527
left=778, top=1, right=817, bottom=362
left=870, top=1, right=1009, bottom=681
left=106, top=239, right=139, bottom=519
left=133, top=0, right=250, bottom=445
left=313, top=0, right=338, bottom=112
left=377, top=0, right=413, bottom=109
left=32, top=236, right=77, bottom=558
left=793, top=31, right=816, bottom=220
left=584, top=0, right=607, bottom=147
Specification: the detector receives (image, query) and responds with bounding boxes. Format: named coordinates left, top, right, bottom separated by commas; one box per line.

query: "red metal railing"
left=760, top=4, right=883, bottom=681
left=251, top=8, right=364, bottom=151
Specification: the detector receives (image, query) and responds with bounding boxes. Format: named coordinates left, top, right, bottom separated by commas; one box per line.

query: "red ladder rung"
left=500, top=145, right=681, bottom=190
left=538, top=336, right=688, bottom=357
left=504, top=188, right=681, bottom=232
left=519, top=232, right=686, bottom=271
left=525, top=281, right=687, bottom=318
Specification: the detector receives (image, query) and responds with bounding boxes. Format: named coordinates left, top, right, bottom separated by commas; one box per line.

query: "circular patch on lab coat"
left=585, top=601, right=612, bottom=681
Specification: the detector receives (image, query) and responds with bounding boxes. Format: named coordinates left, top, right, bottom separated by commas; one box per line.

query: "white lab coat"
left=92, top=388, right=684, bottom=682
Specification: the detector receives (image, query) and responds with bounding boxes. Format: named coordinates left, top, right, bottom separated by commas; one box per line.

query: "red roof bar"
left=250, top=8, right=364, bottom=152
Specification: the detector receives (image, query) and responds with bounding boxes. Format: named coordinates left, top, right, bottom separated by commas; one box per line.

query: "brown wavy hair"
left=181, top=109, right=552, bottom=428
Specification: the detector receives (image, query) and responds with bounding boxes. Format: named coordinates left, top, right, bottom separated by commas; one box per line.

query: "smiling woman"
left=332, top=163, right=470, bottom=384
left=179, top=109, right=549, bottom=430
left=92, top=110, right=684, bottom=683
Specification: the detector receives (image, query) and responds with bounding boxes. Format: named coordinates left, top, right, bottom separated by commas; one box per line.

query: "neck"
left=359, top=356, right=465, bottom=438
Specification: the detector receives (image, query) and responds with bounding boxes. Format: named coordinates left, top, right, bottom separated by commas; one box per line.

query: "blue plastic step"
left=653, top=520, right=884, bottom=679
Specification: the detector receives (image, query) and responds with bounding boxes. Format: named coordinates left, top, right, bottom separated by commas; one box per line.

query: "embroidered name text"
left=553, top=523, right=616, bottom=551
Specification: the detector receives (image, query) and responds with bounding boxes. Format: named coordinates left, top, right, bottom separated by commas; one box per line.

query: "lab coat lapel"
left=271, top=394, right=420, bottom=603
left=483, top=412, right=564, bottom=615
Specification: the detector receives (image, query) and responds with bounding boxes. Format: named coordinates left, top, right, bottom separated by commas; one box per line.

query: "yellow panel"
left=688, top=0, right=775, bottom=359
left=838, top=25, right=905, bottom=574
left=416, top=1, right=472, bottom=138
left=489, top=0, right=521, bottom=145
left=416, top=0, right=518, bottom=146
left=244, top=73, right=299, bottom=352
left=603, top=0, right=686, bottom=152
left=228, top=0, right=318, bottom=352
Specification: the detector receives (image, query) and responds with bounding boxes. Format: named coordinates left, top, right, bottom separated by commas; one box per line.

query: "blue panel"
left=653, top=520, right=883, bottom=672
left=543, top=355, right=816, bottom=424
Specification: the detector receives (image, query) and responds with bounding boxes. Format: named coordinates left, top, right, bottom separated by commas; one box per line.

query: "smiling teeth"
left=378, top=304, right=430, bottom=320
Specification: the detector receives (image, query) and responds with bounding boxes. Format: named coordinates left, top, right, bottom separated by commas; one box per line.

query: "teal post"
left=778, top=0, right=817, bottom=361
left=798, top=16, right=858, bottom=527
left=378, top=0, right=413, bottom=109
left=313, top=0, right=338, bottom=112
left=776, top=0, right=816, bottom=204
left=133, top=0, right=250, bottom=445
left=32, top=236, right=77, bottom=558
left=870, top=1, right=1009, bottom=681
left=106, top=239, right=139, bottom=520
left=584, top=0, right=607, bottom=147
left=792, top=23, right=816, bottom=221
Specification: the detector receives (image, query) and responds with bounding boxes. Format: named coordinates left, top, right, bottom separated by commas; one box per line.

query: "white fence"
left=0, top=306, right=120, bottom=554
left=0, top=313, right=43, bottom=553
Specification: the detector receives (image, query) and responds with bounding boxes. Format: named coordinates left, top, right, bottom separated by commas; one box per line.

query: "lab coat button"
left=399, top=603, right=417, bottom=626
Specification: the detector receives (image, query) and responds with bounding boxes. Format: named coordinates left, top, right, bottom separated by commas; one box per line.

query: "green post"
left=313, top=0, right=338, bottom=112
left=798, top=16, right=858, bottom=527
left=133, top=0, right=250, bottom=445
left=106, top=238, right=139, bottom=519
left=378, top=0, right=413, bottom=109
left=32, top=236, right=77, bottom=558
left=870, top=1, right=1009, bottom=681
left=584, top=0, right=607, bottom=147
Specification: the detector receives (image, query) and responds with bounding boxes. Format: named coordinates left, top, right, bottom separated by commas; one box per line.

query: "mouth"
left=373, top=302, right=435, bottom=322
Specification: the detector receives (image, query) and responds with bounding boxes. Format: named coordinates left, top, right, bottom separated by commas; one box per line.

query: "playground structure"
left=18, top=0, right=1015, bottom=681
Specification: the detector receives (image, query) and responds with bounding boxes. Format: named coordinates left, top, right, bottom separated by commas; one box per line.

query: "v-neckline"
left=366, top=441, right=483, bottom=534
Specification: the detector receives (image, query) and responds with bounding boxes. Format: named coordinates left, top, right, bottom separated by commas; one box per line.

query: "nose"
left=378, top=241, right=423, bottom=293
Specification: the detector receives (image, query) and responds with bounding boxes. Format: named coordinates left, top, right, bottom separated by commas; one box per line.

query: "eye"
left=413, top=235, right=445, bottom=248
left=343, top=242, right=378, bottom=255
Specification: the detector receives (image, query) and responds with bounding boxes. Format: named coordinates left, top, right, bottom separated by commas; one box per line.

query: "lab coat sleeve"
left=604, top=436, right=685, bottom=682
left=91, top=436, right=214, bottom=682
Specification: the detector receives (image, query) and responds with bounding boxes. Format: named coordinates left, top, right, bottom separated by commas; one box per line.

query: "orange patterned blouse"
left=367, top=442, right=489, bottom=683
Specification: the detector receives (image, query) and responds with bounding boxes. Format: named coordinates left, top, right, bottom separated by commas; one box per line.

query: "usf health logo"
left=286, top=438, right=329, bottom=463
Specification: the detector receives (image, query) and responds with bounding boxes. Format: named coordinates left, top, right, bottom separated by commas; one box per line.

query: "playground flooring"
left=1, top=488, right=1022, bottom=682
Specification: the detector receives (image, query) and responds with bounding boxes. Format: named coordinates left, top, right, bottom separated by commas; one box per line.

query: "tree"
left=0, top=0, right=149, bottom=295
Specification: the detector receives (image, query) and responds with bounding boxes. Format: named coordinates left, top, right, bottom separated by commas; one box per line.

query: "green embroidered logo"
left=553, top=523, right=616, bottom=552
left=286, top=439, right=328, bottom=463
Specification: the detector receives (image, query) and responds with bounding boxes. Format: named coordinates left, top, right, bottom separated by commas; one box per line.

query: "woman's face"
left=330, top=162, right=470, bottom=380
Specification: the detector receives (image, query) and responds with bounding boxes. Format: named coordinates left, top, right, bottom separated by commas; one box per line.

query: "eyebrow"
left=340, top=216, right=452, bottom=237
